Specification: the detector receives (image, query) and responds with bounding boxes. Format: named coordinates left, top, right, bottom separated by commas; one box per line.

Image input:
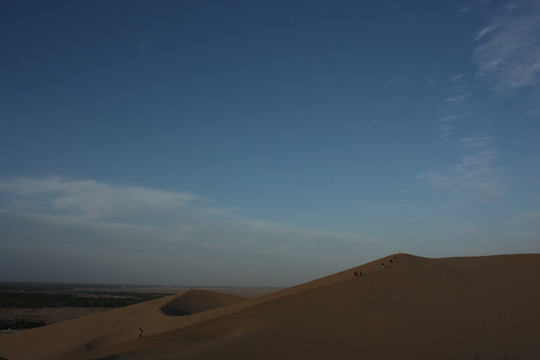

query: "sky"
left=1, top=0, right=540, bottom=287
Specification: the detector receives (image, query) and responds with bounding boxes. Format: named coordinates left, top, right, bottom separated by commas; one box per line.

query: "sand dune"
left=1, top=253, right=539, bottom=359
left=160, top=290, right=246, bottom=316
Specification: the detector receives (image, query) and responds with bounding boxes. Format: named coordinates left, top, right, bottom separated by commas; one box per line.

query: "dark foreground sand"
left=1, top=253, right=539, bottom=360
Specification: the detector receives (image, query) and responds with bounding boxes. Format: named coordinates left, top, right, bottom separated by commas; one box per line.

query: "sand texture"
left=1, top=253, right=539, bottom=360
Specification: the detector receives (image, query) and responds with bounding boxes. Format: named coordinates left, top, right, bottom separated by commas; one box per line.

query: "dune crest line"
left=1, top=253, right=539, bottom=360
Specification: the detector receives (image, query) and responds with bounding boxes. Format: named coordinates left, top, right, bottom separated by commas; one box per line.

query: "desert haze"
left=0, top=253, right=539, bottom=359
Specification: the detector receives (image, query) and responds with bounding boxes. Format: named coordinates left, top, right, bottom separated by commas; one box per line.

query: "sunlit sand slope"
left=1, top=254, right=539, bottom=360
left=0, top=290, right=246, bottom=360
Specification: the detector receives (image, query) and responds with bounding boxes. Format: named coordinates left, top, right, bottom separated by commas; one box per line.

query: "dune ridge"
left=160, top=290, right=247, bottom=316
left=1, top=253, right=539, bottom=360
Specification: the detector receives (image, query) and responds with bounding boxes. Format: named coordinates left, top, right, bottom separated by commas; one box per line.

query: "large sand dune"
left=1, top=253, right=539, bottom=359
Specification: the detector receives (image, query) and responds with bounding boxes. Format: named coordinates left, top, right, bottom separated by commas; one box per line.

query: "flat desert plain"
left=1, top=253, right=539, bottom=360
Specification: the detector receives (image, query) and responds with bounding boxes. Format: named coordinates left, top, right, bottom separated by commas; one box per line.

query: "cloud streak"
left=424, top=58, right=503, bottom=201
left=432, top=74, right=472, bottom=142
left=473, top=0, right=540, bottom=94
left=423, top=1, right=539, bottom=201
left=418, top=134, right=502, bottom=201
left=0, top=177, right=382, bottom=286
left=0, top=177, right=202, bottom=223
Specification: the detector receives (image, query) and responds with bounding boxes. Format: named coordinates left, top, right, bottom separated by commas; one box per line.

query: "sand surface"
left=1, top=253, right=539, bottom=360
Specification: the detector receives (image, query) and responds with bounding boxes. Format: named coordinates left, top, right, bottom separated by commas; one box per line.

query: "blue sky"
left=1, top=0, right=539, bottom=287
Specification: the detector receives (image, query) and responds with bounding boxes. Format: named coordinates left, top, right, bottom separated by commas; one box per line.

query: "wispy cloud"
left=473, top=0, right=540, bottom=94
left=458, top=134, right=494, bottom=148
left=422, top=1, right=540, bottom=201
left=423, top=63, right=505, bottom=201
left=0, top=177, right=202, bottom=223
left=450, top=73, right=464, bottom=83
left=473, top=26, right=496, bottom=41
left=432, top=74, right=472, bottom=142
left=0, top=177, right=380, bottom=286
left=418, top=134, right=502, bottom=201
left=445, top=94, right=469, bottom=103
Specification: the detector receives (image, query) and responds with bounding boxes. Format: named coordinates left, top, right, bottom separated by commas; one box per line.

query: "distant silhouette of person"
left=138, top=328, right=143, bottom=338
left=381, top=263, right=385, bottom=268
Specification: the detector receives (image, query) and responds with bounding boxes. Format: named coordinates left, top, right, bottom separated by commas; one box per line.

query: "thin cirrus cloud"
left=473, top=26, right=496, bottom=42
left=473, top=0, right=540, bottom=94
left=425, top=0, right=540, bottom=199
left=420, top=1, right=528, bottom=203
left=422, top=69, right=502, bottom=201
left=0, top=177, right=380, bottom=286
left=418, top=135, right=502, bottom=201
left=445, top=94, right=469, bottom=103
left=432, top=72, right=472, bottom=142
left=0, top=177, right=201, bottom=222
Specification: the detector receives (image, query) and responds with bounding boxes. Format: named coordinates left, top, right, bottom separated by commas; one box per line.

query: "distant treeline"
left=0, top=292, right=163, bottom=308
left=1, top=319, right=46, bottom=330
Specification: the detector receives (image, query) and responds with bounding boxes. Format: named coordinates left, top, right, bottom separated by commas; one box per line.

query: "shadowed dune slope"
left=160, top=290, right=247, bottom=316
left=1, top=253, right=540, bottom=360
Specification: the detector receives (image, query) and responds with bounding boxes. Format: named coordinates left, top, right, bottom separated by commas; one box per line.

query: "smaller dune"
left=160, top=290, right=247, bottom=316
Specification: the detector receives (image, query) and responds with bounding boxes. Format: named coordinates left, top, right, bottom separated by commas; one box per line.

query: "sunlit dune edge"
left=1, top=253, right=539, bottom=360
